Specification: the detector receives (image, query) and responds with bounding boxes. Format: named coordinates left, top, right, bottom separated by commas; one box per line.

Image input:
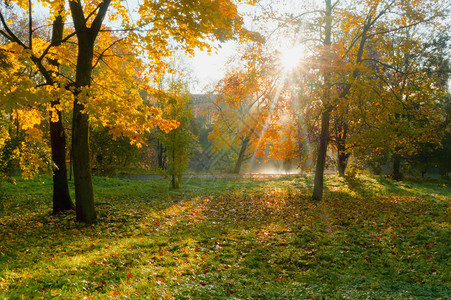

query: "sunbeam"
left=246, top=71, right=288, bottom=174
left=280, top=44, right=305, bottom=71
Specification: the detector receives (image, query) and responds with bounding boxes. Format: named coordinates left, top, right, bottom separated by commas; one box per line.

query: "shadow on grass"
left=375, top=176, right=414, bottom=195
left=1, top=175, right=450, bottom=299
left=375, top=176, right=451, bottom=198
left=343, top=176, right=379, bottom=198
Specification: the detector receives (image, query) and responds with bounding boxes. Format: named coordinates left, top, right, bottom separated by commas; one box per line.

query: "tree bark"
left=49, top=14, right=73, bottom=213
left=171, top=141, right=179, bottom=188
left=69, top=0, right=112, bottom=222
left=72, top=35, right=96, bottom=223
left=337, top=152, right=349, bottom=177
left=157, top=140, right=166, bottom=169
left=312, top=0, right=332, bottom=201
left=69, top=146, right=73, bottom=181
left=73, top=98, right=96, bottom=222
left=312, top=108, right=331, bottom=201
left=50, top=101, right=74, bottom=213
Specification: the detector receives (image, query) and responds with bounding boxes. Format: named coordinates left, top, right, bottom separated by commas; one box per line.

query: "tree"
left=2, top=0, right=254, bottom=222
left=288, top=0, right=450, bottom=199
left=48, top=7, right=74, bottom=213
left=0, top=2, right=74, bottom=213
left=349, top=27, right=449, bottom=180
left=311, top=0, right=333, bottom=201
left=69, top=0, right=256, bottom=222
left=0, top=25, right=54, bottom=181
left=157, top=85, right=196, bottom=188
left=209, top=43, right=298, bottom=174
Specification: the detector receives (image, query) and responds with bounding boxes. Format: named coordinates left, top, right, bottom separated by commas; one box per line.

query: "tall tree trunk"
left=312, top=108, right=331, bottom=200
left=233, top=136, right=249, bottom=174
left=50, top=101, right=74, bottom=213
left=73, top=98, right=96, bottom=222
left=311, top=0, right=371, bottom=199
left=49, top=14, right=73, bottom=213
left=69, top=146, right=73, bottom=181
left=312, top=0, right=332, bottom=201
left=69, top=0, right=112, bottom=222
left=72, top=35, right=96, bottom=223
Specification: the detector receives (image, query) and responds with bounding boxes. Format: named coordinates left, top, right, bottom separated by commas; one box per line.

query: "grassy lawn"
left=0, top=175, right=450, bottom=299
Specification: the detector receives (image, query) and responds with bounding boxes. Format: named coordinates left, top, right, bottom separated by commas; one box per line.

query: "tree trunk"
left=50, top=101, right=74, bottom=213
left=68, top=0, right=111, bottom=222
left=233, top=136, right=249, bottom=174
left=336, top=137, right=349, bottom=178
left=311, top=0, right=332, bottom=201
left=312, top=108, right=331, bottom=201
left=72, top=34, right=96, bottom=223
left=171, top=143, right=179, bottom=188
left=69, top=146, right=73, bottom=181
left=49, top=14, right=73, bottom=214
left=73, top=99, right=96, bottom=222
left=335, top=115, right=349, bottom=177
left=392, top=154, right=403, bottom=181
left=157, top=140, right=166, bottom=169
left=337, top=152, right=349, bottom=177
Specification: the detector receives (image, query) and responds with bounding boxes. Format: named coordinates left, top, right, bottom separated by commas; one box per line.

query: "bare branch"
left=0, top=12, right=27, bottom=48
left=0, top=29, right=12, bottom=41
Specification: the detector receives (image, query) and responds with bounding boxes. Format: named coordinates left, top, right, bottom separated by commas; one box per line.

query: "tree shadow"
left=2, top=175, right=450, bottom=299
left=343, top=175, right=378, bottom=198
left=374, top=176, right=415, bottom=195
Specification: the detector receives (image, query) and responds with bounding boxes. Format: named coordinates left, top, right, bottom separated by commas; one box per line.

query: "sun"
left=280, top=44, right=304, bottom=70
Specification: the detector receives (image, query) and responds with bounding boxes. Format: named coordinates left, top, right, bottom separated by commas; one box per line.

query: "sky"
left=184, top=1, right=260, bottom=94
left=187, top=41, right=238, bottom=94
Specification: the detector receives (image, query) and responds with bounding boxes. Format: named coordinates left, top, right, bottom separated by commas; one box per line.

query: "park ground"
left=0, top=175, right=450, bottom=299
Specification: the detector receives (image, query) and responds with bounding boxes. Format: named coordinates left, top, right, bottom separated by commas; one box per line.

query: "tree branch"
left=0, top=12, right=27, bottom=48
left=92, top=38, right=124, bottom=69
left=90, top=0, right=112, bottom=36
left=69, top=0, right=86, bottom=31
left=38, top=31, right=77, bottom=62
left=85, top=2, right=103, bottom=24
left=28, top=0, right=32, bottom=48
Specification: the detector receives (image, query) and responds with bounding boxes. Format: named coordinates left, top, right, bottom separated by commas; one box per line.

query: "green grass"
left=0, top=175, right=450, bottom=299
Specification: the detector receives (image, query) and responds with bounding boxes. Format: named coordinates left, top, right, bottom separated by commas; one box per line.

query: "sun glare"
left=281, top=44, right=304, bottom=70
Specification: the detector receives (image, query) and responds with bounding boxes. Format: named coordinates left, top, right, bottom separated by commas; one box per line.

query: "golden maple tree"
left=1, top=0, right=256, bottom=222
